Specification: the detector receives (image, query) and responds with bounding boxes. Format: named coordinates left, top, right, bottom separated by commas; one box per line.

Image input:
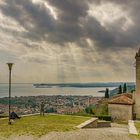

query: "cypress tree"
left=118, top=85, right=122, bottom=94
left=105, top=88, right=109, bottom=98
left=123, top=83, right=127, bottom=93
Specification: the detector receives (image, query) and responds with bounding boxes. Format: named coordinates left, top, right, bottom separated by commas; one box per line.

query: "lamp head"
left=7, top=63, right=14, bottom=70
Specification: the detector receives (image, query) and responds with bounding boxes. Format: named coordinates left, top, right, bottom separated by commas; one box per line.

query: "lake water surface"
left=0, top=83, right=117, bottom=98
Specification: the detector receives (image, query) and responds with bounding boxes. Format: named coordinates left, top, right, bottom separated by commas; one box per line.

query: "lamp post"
left=7, top=63, right=14, bottom=125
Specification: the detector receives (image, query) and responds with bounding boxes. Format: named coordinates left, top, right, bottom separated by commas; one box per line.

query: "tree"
left=118, top=85, right=122, bottom=94
left=123, top=83, right=127, bottom=93
left=105, top=88, right=109, bottom=98
left=85, top=107, right=93, bottom=114
left=85, top=105, right=96, bottom=114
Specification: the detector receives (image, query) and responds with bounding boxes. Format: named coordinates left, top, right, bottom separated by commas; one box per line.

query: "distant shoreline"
left=33, top=82, right=135, bottom=88
left=0, top=82, right=135, bottom=98
left=0, top=82, right=135, bottom=84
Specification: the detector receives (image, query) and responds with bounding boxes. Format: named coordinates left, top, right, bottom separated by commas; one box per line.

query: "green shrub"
left=94, top=115, right=112, bottom=121
left=94, top=104, right=108, bottom=116
left=85, top=105, right=96, bottom=115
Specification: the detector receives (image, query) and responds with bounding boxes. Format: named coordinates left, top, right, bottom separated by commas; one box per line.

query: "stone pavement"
left=4, top=123, right=138, bottom=140
left=128, top=120, right=138, bottom=135
left=42, top=126, right=137, bottom=140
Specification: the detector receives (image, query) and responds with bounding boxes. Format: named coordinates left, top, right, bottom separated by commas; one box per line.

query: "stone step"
left=97, top=121, right=111, bottom=128
left=76, top=118, right=98, bottom=129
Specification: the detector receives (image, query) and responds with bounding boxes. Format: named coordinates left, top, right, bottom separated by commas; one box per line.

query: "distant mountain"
left=110, top=84, right=135, bottom=96
left=33, top=82, right=135, bottom=88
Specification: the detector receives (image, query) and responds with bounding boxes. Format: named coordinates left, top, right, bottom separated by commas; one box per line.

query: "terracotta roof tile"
left=108, top=94, right=134, bottom=105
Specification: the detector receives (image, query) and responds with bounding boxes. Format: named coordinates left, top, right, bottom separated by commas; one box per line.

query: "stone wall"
left=76, top=118, right=98, bottom=128
left=135, top=54, right=140, bottom=118
left=97, top=121, right=111, bottom=128
left=136, top=57, right=140, bottom=93
left=134, top=94, right=140, bottom=118
left=108, top=104, right=133, bottom=121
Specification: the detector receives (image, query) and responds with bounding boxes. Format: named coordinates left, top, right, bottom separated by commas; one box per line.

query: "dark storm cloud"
left=0, top=0, right=89, bottom=43
left=83, top=17, right=115, bottom=48
left=47, top=0, right=88, bottom=21
left=0, top=0, right=140, bottom=49
left=43, top=0, right=89, bottom=43
left=0, top=0, right=56, bottom=40
left=97, top=0, right=140, bottom=48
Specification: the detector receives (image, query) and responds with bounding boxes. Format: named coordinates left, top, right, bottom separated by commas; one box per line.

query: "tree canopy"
left=105, top=88, right=109, bottom=98
left=123, top=83, right=127, bottom=93
left=118, top=85, right=122, bottom=94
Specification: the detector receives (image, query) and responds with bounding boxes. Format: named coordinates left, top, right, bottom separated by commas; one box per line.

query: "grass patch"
left=0, top=114, right=91, bottom=138
left=113, top=121, right=128, bottom=125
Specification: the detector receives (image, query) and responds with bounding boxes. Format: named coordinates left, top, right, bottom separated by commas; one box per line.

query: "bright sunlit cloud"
left=88, top=2, right=134, bottom=30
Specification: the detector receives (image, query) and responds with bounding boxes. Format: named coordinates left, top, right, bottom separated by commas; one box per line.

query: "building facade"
left=108, top=94, right=134, bottom=121
left=108, top=49, right=140, bottom=121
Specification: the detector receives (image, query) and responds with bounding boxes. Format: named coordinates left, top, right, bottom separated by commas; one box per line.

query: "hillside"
left=110, top=85, right=135, bottom=96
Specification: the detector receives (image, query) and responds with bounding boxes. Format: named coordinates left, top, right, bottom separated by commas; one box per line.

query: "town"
left=0, top=95, right=102, bottom=115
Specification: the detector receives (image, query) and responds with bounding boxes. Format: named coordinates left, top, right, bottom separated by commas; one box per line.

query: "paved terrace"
left=3, top=123, right=138, bottom=140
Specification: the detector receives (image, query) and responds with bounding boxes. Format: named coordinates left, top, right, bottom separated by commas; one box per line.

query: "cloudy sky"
left=0, top=0, right=139, bottom=83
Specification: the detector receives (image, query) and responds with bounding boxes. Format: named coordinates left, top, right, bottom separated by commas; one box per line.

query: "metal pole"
left=8, top=68, right=11, bottom=125
left=7, top=63, right=13, bottom=125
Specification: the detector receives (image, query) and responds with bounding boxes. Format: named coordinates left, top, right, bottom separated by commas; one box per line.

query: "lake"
left=0, top=83, right=118, bottom=98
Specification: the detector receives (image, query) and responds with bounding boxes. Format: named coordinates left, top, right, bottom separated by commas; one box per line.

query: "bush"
left=94, top=104, right=108, bottom=116
left=0, top=115, right=8, bottom=118
left=94, top=115, right=112, bottom=121
left=85, top=105, right=96, bottom=115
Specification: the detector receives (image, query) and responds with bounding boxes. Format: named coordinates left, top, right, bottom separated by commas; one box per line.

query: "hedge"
left=94, top=115, right=112, bottom=121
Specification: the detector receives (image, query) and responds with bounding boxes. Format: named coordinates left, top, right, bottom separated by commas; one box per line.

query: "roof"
left=111, top=93, right=132, bottom=99
left=108, top=94, right=134, bottom=105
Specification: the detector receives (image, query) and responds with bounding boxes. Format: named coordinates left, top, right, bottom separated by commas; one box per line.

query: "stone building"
left=108, top=94, right=134, bottom=121
left=108, top=48, right=140, bottom=121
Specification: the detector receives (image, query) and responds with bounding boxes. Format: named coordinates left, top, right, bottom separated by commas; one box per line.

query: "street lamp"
left=7, top=63, right=14, bottom=125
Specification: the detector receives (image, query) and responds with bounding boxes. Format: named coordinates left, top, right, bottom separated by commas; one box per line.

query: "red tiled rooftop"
left=108, top=94, right=134, bottom=105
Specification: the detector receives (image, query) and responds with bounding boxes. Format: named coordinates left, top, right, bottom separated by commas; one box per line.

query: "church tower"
left=135, top=48, right=140, bottom=117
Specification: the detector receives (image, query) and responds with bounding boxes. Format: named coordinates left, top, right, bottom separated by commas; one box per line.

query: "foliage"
left=0, top=96, right=39, bottom=109
left=123, top=83, right=127, bottom=93
left=0, top=115, right=91, bottom=138
left=94, top=115, right=112, bottom=121
left=45, top=107, right=57, bottom=113
left=85, top=103, right=108, bottom=116
left=85, top=105, right=96, bottom=115
left=105, top=88, right=109, bottom=98
left=118, top=85, right=122, bottom=94
left=110, top=84, right=135, bottom=96
left=94, top=104, right=108, bottom=116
